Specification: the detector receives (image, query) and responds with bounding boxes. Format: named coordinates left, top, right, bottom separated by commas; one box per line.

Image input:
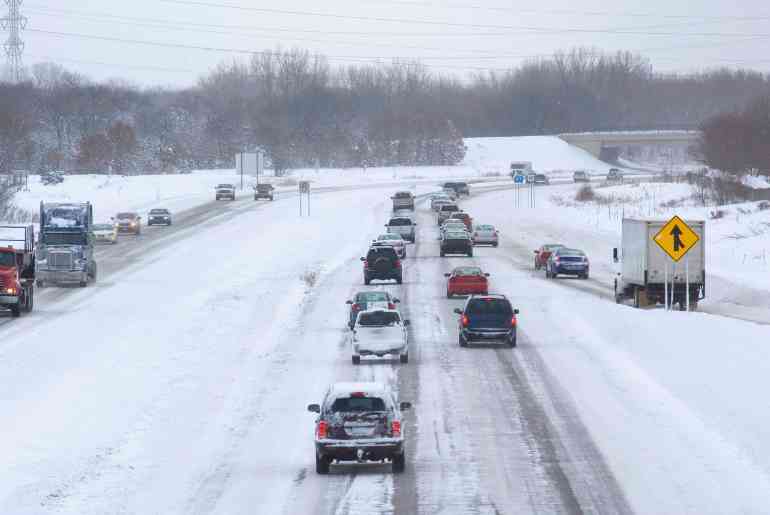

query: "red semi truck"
left=0, top=225, right=36, bottom=317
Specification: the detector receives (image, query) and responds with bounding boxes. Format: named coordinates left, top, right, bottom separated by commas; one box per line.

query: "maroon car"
left=533, top=243, right=564, bottom=270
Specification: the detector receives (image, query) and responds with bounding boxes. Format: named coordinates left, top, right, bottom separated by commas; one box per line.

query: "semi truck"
left=36, top=201, right=97, bottom=287
left=0, top=225, right=36, bottom=317
left=613, top=218, right=705, bottom=310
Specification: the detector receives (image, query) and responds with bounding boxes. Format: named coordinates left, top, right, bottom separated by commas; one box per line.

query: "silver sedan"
left=472, top=224, right=499, bottom=247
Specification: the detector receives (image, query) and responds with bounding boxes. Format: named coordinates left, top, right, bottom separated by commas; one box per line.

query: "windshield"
left=116, top=213, right=136, bottom=220
left=330, top=396, right=386, bottom=413
left=358, top=292, right=389, bottom=303
left=394, top=192, right=411, bottom=198
left=217, top=184, right=233, bottom=188
left=388, top=218, right=412, bottom=226
left=441, top=205, right=459, bottom=212
left=446, top=232, right=468, bottom=239
left=367, top=247, right=397, bottom=260
left=467, top=298, right=513, bottom=316
left=454, top=267, right=482, bottom=276
left=92, top=224, right=113, bottom=231
left=544, top=244, right=564, bottom=252
left=357, top=311, right=401, bottom=327
left=378, top=234, right=402, bottom=241
left=0, top=252, right=16, bottom=267
left=150, top=209, right=168, bottom=214
left=42, top=232, right=86, bottom=246
left=476, top=225, right=494, bottom=231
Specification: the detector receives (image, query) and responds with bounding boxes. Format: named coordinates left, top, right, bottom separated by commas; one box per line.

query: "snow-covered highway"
left=3, top=177, right=770, bottom=514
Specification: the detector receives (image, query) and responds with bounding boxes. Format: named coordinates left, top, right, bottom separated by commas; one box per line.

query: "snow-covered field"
left=3, top=135, right=770, bottom=514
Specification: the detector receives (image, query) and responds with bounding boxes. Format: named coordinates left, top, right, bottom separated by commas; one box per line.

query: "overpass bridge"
left=559, top=130, right=700, bottom=161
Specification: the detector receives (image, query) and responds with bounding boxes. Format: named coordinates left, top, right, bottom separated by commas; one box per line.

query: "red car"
left=445, top=266, right=489, bottom=298
left=533, top=243, right=564, bottom=270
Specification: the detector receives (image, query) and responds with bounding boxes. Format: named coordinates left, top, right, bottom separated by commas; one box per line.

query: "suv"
left=606, top=168, right=623, bottom=182
left=534, top=174, right=549, bottom=185
left=546, top=247, right=589, bottom=279
left=350, top=308, right=410, bottom=364
left=307, top=382, right=411, bottom=474
left=361, top=246, right=402, bottom=284
left=113, top=212, right=141, bottom=235
left=443, top=182, right=469, bottom=197
left=346, top=291, right=400, bottom=329
left=148, top=208, right=172, bottom=226
left=440, top=230, right=473, bottom=257
left=254, top=183, right=274, bottom=201
left=454, top=294, right=519, bottom=347
left=385, top=216, right=416, bottom=243
left=437, top=203, right=460, bottom=225
left=215, top=184, right=236, bottom=201
left=391, top=191, right=414, bottom=211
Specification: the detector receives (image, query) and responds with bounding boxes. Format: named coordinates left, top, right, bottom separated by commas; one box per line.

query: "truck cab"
left=36, top=202, right=97, bottom=288
left=0, top=225, right=36, bottom=317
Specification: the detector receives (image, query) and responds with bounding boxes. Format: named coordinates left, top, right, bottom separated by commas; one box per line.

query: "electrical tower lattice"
left=1, top=0, right=26, bottom=82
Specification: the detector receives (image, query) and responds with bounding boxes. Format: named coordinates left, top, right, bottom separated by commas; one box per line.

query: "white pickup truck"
left=385, top=216, right=416, bottom=243
left=350, top=309, right=410, bottom=364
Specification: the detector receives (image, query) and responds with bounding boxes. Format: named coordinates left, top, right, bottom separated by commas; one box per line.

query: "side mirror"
left=384, top=224, right=389, bottom=227
left=399, top=401, right=412, bottom=411
left=612, top=248, right=619, bottom=263
left=346, top=300, right=353, bottom=304
left=360, top=257, right=366, bottom=261
left=444, top=273, right=451, bottom=277
left=533, top=250, right=538, bottom=253
left=453, top=308, right=463, bottom=315
left=484, top=273, right=490, bottom=277
left=514, top=308, right=520, bottom=315
left=403, top=319, right=410, bottom=326
left=307, top=404, right=320, bottom=413
left=393, top=298, right=400, bottom=303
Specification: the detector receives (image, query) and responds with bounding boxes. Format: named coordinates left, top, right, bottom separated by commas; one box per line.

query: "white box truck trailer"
left=613, top=218, right=705, bottom=310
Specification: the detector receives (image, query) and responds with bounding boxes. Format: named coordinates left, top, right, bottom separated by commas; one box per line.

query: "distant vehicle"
left=385, top=216, right=417, bottom=243
left=606, top=168, right=623, bottom=182
left=36, top=202, right=97, bottom=288
left=254, top=183, right=274, bottom=201
left=613, top=218, right=705, bottom=310
left=510, top=161, right=533, bottom=177
left=350, top=308, right=410, bottom=364
left=92, top=223, right=118, bottom=244
left=441, top=188, right=458, bottom=201
left=546, top=247, right=589, bottom=279
left=373, top=233, right=407, bottom=258
left=472, top=224, right=499, bottom=247
left=307, top=382, right=411, bottom=474
left=147, top=208, right=172, bottom=226
left=445, top=266, right=489, bottom=298
left=437, top=203, right=460, bottom=225
left=40, top=171, right=64, bottom=185
left=0, top=225, right=36, bottom=317
left=573, top=170, right=590, bottom=183
left=361, top=246, right=402, bottom=285
left=443, top=181, right=469, bottom=197
left=440, top=230, right=473, bottom=257
left=346, top=291, right=400, bottom=329
left=431, top=198, right=452, bottom=212
left=448, top=212, right=472, bottom=231
left=391, top=191, right=414, bottom=211
left=533, top=243, right=565, bottom=270
left=534, top=174, right=550, bottom=185
left=440, top=220, right=467, bottom=236
left=526, top=173, right=536, bottom=183
left=114, top=212, right=141, bottom=235
left=454, top=294, right=519, bottom=347
left=215, top=183, right=236, bottom=201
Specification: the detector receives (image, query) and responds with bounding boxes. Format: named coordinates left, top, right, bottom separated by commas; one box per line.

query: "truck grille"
left=49, top=251, right=74, bottom=269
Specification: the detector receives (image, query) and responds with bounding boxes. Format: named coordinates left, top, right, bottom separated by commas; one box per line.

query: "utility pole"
left=1, top=0, right=26, bottom=83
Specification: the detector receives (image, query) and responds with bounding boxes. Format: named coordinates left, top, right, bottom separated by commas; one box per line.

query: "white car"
left=440, top=221, right=468, bottom=237
left=92, top=223, right=117, bottom=244
left=472, top=224, right=499, bottom=247
left=351, top=309, right=410, bottom=364
left=373, top=233, right=407, bottom=258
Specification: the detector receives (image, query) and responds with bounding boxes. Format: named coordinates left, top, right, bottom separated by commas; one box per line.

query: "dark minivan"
left=454, top=294, right=519, bottom=347
left=361, top=246, right=403, bottom=285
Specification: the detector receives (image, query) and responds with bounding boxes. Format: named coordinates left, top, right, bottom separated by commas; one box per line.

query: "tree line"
left=0, top=47, right=769, bottom=174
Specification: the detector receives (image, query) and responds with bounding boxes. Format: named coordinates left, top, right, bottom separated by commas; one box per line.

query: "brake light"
left=391, top=420, right=401, bottom=437
left=352, top=304, right=362, bottom=311
left=462, top=315, right=469, bottom=327
left=388, top=303, right=396, bottom=309
left=350, top=392, right=366, bottom=397
left=394, top=259, right=402, bottom=268
left=511, top=316, right=517, bottom=327
left=316, top=421, right=328, bottom=439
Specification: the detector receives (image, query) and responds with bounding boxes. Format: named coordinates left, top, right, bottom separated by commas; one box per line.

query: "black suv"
left=254, top=184, right=274, bottom=201
left=442, top=181, right=469, bottom=197
left=361, top=246, right=402, bottom=284
left=440, top=231, right=473, bottom=257
left=148, top=208, right=172, bottom=226
left=454, top=294, right=519, bottom=347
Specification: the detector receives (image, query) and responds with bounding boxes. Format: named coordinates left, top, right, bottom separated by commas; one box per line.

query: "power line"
left=27, top=54, right=196, bottom=74
left=158, top=0, right=770, bottom=38
left=1, top=0, right=27, bottom=82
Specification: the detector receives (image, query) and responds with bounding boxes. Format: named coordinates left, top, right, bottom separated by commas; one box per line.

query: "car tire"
left=509, top=334, right=517, bottom=348
left=396, top=276, right=403, bottom=285
left=400, top=353, right=409, bottom=364
left=36, top=280, right=44, bottom=288
left=493, top=242, right=498, bottom=247
left=10, top=304, right=20, bottom=317
left=446, top=290, right=452, bottom=298
left=467, top=250, right=473, bottom=257
left=352, top=355, right=361, bottom=365
left=440, top=251, right=445, bottom=257
left=316, top=453, right=331, bottom=474
left=458, top=333, right=467, bottom=347
left=364, top=276, right=371, bottom=285
left=392, top=452, right=406, bottom=473
left=583, top=273, right=589, bottom=280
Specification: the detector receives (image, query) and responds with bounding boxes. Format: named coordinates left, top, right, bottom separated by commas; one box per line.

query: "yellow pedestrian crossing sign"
left=653, top=215, right=700, bottom=262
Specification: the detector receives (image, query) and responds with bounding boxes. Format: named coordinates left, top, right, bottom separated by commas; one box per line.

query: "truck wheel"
left=364, top=276, right=371, bottom=285
left=392, top=452, right=406, bottom=473
left=633, top=288, right=641, bottom=308
left=79, top=281, right=87, bottom=287
left=23, top=288, right=33, bottom=312
left=315, top=454, right=331, bottom=474
left=10, top=305, right=20, bottom=317
left=509, top=335, right=517, bottom=348
left=396, top=276, right=403, bottom=285
left=399, top=353, right=409, bottom=364
left=446, top=290, right=452, bottom=298
left=36, top=280, right=44, bottom=288
left=352, top=355, right=361, bottom=365
left=458, top=333, right=467, bottom=347
left=467, top=250, right=473, bottom=257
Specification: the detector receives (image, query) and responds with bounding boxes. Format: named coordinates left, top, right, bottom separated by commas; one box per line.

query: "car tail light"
left=511, top=316, right=517, bottom=327
left=388, top=302, right=396, bottom=309
left=461, top=315, right=469, bottom=327
left=350, top=392, right=366, bottom=397
left=316, top=421, right=328, bottom=439
left=352, top=303, right=362, bottom=311
left=391, top=420, right=401, bottom=437
left=394, top=259, right=402, bottom=268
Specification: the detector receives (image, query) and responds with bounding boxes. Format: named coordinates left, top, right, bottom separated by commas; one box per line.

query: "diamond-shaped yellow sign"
left=653, top=216, right=700, bottom=262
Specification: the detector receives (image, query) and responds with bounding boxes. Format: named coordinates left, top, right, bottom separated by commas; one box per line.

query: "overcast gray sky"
left=18, top=0, right=770, bottom=87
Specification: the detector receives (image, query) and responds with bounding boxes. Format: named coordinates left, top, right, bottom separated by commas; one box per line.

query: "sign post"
left=653, top=215, right=700, bottom=311
left=299, top=181, right=311, bottom=216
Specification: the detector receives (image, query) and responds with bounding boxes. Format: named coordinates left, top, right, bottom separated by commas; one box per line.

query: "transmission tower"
left=1, top=0, right=26, bottom=82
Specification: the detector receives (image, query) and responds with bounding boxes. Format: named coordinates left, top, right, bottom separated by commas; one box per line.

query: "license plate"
left=348, top=426, right=373, bottom=436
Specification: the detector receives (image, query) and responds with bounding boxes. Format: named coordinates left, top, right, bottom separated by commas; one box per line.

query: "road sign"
left=513, top=174, right=525, bottom=184
left=653, top=215, right=700, bottom=262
